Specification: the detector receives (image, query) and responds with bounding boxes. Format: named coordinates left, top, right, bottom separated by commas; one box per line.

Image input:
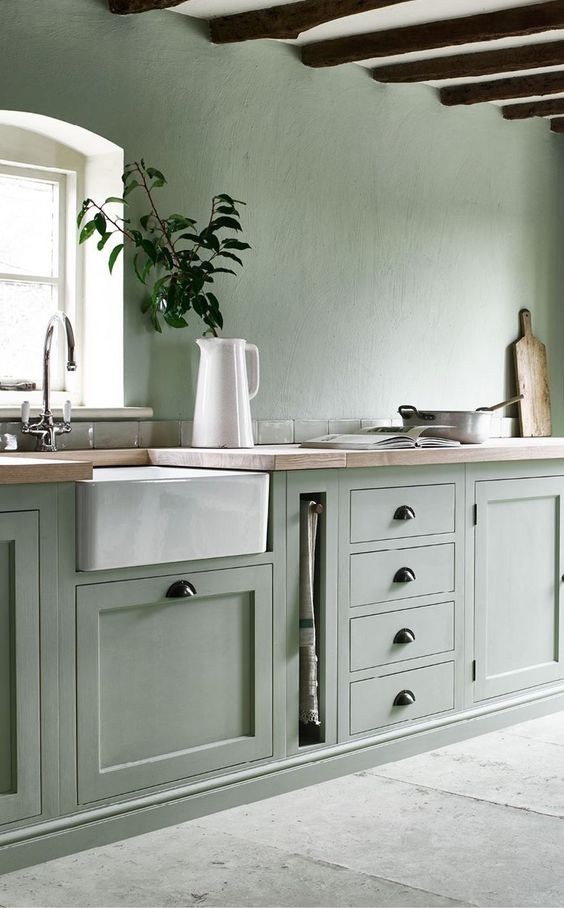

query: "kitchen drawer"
left=350, top=600, right=455, bottom=671
left=350, top=661, right=454, bottom=735
left=350, top=543, right=455, bottom=608
left=350, top=484, right=455, bottom=544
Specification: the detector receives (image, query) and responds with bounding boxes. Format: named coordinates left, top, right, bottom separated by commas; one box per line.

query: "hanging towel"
left=299, top=500, right=321, bottom=726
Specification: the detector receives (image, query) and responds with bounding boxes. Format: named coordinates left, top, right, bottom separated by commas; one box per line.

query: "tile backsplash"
left=0, top=415, right=521, bottom=452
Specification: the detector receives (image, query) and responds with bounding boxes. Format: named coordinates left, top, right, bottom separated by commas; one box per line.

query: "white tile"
left=293, top=419, right=329, bottom=443
left=93, top=421, right=139, bottom=449
left=256, top=420, right=293, bottom=445
left=180, top=420, right=193, bottom=447
left=55, top=422, right=94, bottom=450
left=328, top=419, right=361, bottom=434
left=139, top=420, right=180, bottom=448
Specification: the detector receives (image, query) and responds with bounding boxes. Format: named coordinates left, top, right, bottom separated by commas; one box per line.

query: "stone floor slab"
left=504, top=712, right=564, bottom=747
left=0, top=826, right=466, bottom=908
left=197, top=772, right=564, bottom=907
left=369, top=728, right=564, bottom=816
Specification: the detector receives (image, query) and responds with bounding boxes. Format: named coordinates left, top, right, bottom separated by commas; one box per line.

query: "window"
left=0, top=112, right=125, bottom=411
left=0, top=163, right=68, bottom=389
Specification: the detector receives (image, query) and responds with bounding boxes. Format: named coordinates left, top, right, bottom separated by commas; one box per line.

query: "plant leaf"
left=221, top=239, right=251, bottom=251
left=94, top=212, right=107, bottom=236
left=210, top=216, right=242, bottom=233
left=108, top=243, right=124, bottom=274
left=217, top=250, right=243, bottom=267
left=97, top=231, right=113, bottom=251
left=79, top=221, right=97, bottom=244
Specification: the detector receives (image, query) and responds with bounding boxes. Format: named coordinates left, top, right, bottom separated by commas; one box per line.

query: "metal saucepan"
left=398, top=395, right=523, bottom=444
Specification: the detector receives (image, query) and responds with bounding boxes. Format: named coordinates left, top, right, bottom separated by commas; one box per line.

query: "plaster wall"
left=1, top=0, right=563, bottom=425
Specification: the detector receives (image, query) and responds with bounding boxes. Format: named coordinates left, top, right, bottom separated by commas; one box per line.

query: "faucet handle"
left=63, top=400, right=72, bottom=425
left=21, top=400, right=30, bottom=426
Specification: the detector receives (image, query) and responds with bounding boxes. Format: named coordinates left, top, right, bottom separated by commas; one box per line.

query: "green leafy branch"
left=77, top=160, right=251, bottom=335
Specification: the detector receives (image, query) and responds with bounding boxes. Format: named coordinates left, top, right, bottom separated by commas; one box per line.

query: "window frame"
left=0, top=160, right=77, bottom=400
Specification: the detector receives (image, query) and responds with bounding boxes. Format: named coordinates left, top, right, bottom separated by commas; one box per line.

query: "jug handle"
left=246, top=343, right=260, bottom=400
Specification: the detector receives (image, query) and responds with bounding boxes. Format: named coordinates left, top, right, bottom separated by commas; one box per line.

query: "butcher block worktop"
left=2, top=438, right=564, bottom=482
left=0, top=456, right=92, bottom=483
left=151, top=438, right=564, bottom=470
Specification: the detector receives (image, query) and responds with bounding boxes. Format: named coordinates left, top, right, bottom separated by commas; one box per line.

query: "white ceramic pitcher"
left=191, top=337, right=259, bottom=448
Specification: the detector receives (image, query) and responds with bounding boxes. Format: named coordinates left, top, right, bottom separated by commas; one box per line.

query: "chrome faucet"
left=21, top=312, right=76, bottom=452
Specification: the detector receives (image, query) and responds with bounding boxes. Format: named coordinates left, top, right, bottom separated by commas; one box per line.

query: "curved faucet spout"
left=43, top=312, right=77, bottom=415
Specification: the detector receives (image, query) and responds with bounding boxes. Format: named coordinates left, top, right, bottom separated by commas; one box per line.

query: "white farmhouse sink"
left=76, top=466, right=269, bottom=571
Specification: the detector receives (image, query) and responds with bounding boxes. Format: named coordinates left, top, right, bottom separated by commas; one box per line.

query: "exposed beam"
left=372, top=39, right=564, bottom=82
left=503, top=97, right=564, bottom=118
left=108, top=0, right=186, bottom=13
left=210, top=0, right=412, bottom=44
left=302, top=0, right=564, bottom=68
left=441, top=70, right=564, bottom=106
left=551, top=117, right=564, bottom=131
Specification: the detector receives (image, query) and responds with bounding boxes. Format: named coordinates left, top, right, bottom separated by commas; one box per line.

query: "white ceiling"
left=171, top=1, right=564, bottom=115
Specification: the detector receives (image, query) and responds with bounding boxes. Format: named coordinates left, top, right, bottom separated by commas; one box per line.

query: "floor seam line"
left=303, top=855, right=477, bottom=907
left=192, top=823, right=475, bottom=907
left=365, top=773, right=564, bottom=820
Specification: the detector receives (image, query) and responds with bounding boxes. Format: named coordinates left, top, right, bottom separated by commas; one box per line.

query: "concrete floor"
left=1, top=713, right=564, bottom=908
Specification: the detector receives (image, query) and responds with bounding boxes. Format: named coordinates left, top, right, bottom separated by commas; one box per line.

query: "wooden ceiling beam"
left=210, top=0, right=412, bottom=44
left=441, top=70, right=564, bottom=106
left=550, top=117, right=564, bottom=131
left=302, top=0, right=564, bottom=68
left=372, top=40, right=564, bottom=82
left=108, top=0, right=186, bottom=12
left=503, top=96, right=564, bottom=118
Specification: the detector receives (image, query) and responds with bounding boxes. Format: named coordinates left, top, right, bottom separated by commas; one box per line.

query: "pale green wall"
left=2, top=0, right=564, bottom=426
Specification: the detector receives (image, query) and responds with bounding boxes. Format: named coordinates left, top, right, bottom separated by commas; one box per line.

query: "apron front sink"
left=76, top=466, right=269, bottom=571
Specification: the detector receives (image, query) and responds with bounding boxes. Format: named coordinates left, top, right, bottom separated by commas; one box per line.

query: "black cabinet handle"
left=166, top=580, right=197, bottom=598
left=393, top=567, right=416, bottom=583
left=393, top=689, right=416, bottom=707
left=393, top=627, right=416, bottom=645
left=393, top=505, right=416, bottom=521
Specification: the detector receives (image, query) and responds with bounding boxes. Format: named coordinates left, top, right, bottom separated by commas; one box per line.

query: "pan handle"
left=398, top=405, right=436, bottom=422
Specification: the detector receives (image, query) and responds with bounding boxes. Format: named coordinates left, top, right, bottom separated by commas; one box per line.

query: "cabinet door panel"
left=474, top=478, right=564, bottom=700
left=0, top=512, right=40, bottom=825
left=77, top=565, right=272, bottom=804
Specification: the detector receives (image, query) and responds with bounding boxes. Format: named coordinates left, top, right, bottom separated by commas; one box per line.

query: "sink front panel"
left=76, top=467, right=269, bottom=570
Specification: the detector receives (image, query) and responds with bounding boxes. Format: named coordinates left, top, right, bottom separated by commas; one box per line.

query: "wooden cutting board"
left=513, top=309, right=552, bottom=437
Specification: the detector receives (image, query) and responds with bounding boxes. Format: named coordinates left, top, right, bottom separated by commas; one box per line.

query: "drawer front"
left=350, top=601, right=454, bottom=671
left=350, top=484, right=455, bottom=544
left=350, top=661, right=454, bottom=735
left=350, top=543, right=455, bottom=608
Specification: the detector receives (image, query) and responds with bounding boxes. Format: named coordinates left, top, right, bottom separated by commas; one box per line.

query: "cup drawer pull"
left=393, top=627, right=416, bottom=645
left=393, top=689, right=416, bottom=707
left=393, top=567, right=416, bottom=583
left=393, top=505, right=416, bottom=521
left=166, top=580, right=197, bottom=598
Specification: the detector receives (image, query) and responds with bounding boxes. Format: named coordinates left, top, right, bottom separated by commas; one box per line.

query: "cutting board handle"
left=519, top=308, right=532, bottom=337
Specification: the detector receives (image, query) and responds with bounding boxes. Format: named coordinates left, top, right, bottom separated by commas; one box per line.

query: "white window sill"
left=0, top=406, right=153, bottom=421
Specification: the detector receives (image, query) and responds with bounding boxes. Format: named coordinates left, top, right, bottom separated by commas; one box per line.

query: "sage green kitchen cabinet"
left=0, top=511, right=41, bottom=826
left=76, top=563, right=273, bottom=804
left=473, top=476, right=564, bottom=700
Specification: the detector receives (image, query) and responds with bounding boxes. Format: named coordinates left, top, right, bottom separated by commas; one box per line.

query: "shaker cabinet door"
left=76, top=564, right=273, bottom=804
left=0, top=511, right=41, bottom=825
left=474, top=477, right=564, bottom=701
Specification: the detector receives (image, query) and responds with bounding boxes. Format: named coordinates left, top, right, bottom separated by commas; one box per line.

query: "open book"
left=301, top=426, right=460, bottom=450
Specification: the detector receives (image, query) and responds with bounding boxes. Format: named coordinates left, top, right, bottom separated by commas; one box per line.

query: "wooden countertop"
left=0, top=456, right=93, bottom=484
left=2, top=438, right=564, bottom=483
left=150, top=438, right=564, bottom=471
